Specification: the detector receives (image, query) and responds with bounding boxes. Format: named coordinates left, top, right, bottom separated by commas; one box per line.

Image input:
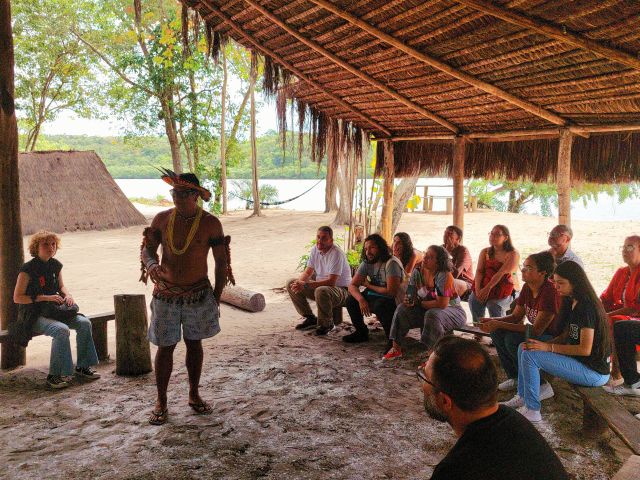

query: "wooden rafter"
left=456, top=0, right=640, bottom=72
left=240, top=0, right=460, bottom=133
left=196, top=2, right=392, bottom=136
left=308, top=0, right=568, bottom=127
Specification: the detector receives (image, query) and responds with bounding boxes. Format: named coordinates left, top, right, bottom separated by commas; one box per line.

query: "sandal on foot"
left=149, top=408, right=168, bottom=425
left=188, top=401, right=213, bottom=415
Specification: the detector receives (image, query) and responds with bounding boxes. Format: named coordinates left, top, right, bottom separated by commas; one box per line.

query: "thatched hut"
left=18, top=150, right=146, bottom=235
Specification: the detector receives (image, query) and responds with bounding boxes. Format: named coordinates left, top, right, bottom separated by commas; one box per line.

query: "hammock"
left=230, top=179, right=323, bottom=206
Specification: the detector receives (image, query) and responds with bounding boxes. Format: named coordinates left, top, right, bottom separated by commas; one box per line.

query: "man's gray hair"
left=317, top=225, right=333, bottom=238
left=553, top=224, right=573, bottom=239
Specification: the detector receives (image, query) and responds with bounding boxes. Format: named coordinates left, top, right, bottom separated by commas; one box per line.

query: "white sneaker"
left=498, top=378, right=517, bottom=391
left=501, top=394, right=524, bottom=408
left=539, top=382, right=555, bottom=401
left=603, top=380, right=640, bottom=397
left=517, top=406, right=542, bottom=423
left=635, top=413, right=640, bottom=421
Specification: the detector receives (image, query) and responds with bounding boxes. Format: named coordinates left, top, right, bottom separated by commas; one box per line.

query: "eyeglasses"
left=170, top=189, right=197, bottom=199
left=416, top=367, right=437, bottom=388
left=621, top=245, right=637, bottom=252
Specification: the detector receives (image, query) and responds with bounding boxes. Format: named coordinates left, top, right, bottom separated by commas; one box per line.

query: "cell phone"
left=524, top=324, right=532, bottom=343
left=405, top=284, right=416, bottom=301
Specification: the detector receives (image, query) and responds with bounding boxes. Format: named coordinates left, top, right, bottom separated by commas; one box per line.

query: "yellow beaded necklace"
left=166, top=207, right=203, bottom=255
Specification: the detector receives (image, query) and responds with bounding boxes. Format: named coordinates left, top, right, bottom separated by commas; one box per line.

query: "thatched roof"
left=179, top=0, right=640, bottom=181
left=19, top=151, right=146, bottom=235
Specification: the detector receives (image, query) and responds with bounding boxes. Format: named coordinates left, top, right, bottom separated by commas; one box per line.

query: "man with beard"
left=343, top=234, right=402, bottom=347
left=418, top=336, right=568, bottom=480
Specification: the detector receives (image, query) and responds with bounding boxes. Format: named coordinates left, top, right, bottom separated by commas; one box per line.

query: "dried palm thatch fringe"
left=389, top=133, right=640, bottom=183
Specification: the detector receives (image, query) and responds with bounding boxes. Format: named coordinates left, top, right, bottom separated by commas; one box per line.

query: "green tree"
left=13, top=0, right=98, bottom=151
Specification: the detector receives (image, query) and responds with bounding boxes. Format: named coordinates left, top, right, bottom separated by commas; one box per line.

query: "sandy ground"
left=1, top=208, right=639, bottom=479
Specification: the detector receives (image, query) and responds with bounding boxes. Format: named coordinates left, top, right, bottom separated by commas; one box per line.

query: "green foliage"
left=468, top=179, right=640, bottom=216
left=231, top=180, right=280, bottom=209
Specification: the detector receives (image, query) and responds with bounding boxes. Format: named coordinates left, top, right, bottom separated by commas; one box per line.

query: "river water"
left=115, top=178, right=640, bottom=221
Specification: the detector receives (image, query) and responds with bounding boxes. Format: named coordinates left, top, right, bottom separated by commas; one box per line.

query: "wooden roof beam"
left=455, top=0, right=640, bottom=72
left=241, top=0, right=460, bottom=133
left=196, top=2, right=392, bottom=137
left=308, top=0, right=568, bottom=127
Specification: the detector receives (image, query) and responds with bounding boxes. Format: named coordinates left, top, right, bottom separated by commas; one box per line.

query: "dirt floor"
left=1, top=209, right=639, bottom=479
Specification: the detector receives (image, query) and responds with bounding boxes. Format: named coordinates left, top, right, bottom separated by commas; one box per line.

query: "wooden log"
left=380, top=140, right=394, bottom=242
left=612, top=455, right=640, bottom=480
left=557, top=129, right=573, bottom=226
left=0, top=2, right=25, bottom=370
left=91, top=318, right=109, bottom=362
left=114, top=294, right=152, bottom=376
left=452, top=137, right=465, bottom=228
left=471, top=196, right=478, bottom=212
left=220, top=286, right=265, bottom=312
left=422, top=186, right=429, bottom=212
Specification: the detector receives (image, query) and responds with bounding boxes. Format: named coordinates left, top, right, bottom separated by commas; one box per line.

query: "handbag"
left=40, top=301, right=80, bottom=322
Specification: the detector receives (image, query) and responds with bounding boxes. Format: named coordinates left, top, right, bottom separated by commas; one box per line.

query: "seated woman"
left=480, top=251, right=561, bottom=397
left=503, top=261, right=610, bottom=423
left=392, top=232, right=423, bottom=276
left=384, top=245, right=467, bottom=360
left=469, top=224, right=520, bottom=323
left=13, top=230, right=100, bottom=389
left=599, top=235, right=640, bottom=383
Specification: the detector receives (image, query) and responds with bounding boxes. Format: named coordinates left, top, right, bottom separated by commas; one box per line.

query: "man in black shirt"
left=418, top=336, right=568, bottom=480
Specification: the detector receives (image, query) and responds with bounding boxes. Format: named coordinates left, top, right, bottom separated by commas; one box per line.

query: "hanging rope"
left=229, top=179, right=323, bottom=206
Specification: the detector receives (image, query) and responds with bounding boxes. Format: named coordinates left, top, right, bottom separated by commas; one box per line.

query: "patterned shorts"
left=148, top=288, right=220, bottom=347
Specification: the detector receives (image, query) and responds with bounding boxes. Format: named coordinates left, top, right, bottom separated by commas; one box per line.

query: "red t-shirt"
left=516, top=279, right=562, bottom=336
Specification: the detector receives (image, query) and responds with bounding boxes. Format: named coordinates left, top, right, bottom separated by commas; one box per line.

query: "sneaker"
left=539, top=382, right=555, bottom=401
left=46, top=375, right=69, bottom=389
left=313, top=325, right=334, bottom=336
left=603, top=380, right=640, bottom=396
left=75, top=367, right=101, bottom=380
left=517, top=406, right=542, bottom=423
left=382, top=348, right=402, bottom=361
left=295, top=316, right=317, bottom=330
left=635, top=413, right=640, bottom=421
left=498, top=378, right=517, bottom=391
left=501, top=394, right=524, bottom=408
left=342, top=330, right=369, bottom=343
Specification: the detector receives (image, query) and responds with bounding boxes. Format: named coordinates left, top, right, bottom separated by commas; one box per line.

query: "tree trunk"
left=161, top=97, right=182, bottom=174
left=114, top=294, right=152, bottom=376
left=390, top=176, right=419, bottom=234
left=379, top=141, right=394, bottom=242
left=220, top=48, right=228, bottom=214
left=0, top=2, right=26, bottom=369
left=324, top=154, right=338, bottom=213
left=333, top=147, right=353, bottom=225
left=248, top=59, right=261, bottom=217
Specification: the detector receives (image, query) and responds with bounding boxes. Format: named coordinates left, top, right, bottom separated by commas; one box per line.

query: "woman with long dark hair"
left=503, top=261, right=610, bottom=423
left=392, top=232, right=422, bottom=275
left=469, top=224, right=520, bottom=323
left=480, top=251, right=561, bottom=395
left=384, top=245, right=467, bottom=360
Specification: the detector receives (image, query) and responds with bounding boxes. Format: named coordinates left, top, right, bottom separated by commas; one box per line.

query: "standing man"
left=418, top=336, right=569, bottom=480
left=548, top=225, right=583, bottom=268
left=141, top=170, right=228, bottom=425
left=443, top=225, right=474, bottom=298
left=344, top=234, right=402, bottom=347
left=287, top=226, right=352, bottom=336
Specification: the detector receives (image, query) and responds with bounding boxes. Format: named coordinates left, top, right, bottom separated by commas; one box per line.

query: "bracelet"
left=146, top=260, right=159, bottom=269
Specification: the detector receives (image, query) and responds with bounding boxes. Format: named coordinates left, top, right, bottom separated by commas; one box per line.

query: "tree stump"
left=114, top=294, right=152, bottom=376
left=220, top=286, right=265, bottom=312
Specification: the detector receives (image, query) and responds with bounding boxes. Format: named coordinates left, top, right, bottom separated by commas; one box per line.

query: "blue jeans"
left=33, top=315, right=99, bottom=376
left=468, top=292, right=513, bottom=323
left=491, top=330, right=553, bottom=379
left=517, top=344, right=609, bottom=411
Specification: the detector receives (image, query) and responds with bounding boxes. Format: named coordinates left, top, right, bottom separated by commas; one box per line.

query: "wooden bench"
left=571, top=384, right=640, bottom=456
left=612, top=454, right=640, bottom=480
left=0, top=311, right=115, bottom=363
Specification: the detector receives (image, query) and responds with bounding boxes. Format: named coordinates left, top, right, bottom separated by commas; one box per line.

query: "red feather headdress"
left=158, top=168, right=212, bottom=202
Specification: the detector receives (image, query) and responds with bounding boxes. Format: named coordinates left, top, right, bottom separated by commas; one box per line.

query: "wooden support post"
left=380, top=140, right=394, bottom=243
left=422, top=186, right=428, bottom=212
left=92, top=319, right=109, bottom=362
left=582, top=399, right=608, bottom=438
left=557, top=129, right=573, bottom=227
left=0, top=2, right=25, bottom=370
left=452, top=136, right=466, bottom=228
left=114, top=294, right=152, bottom=376
left=446, top=198, right=453, bottom=215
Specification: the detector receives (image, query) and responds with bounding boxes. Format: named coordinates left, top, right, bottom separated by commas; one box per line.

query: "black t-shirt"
left=561, top=297, right=611, bottom=375
left=20, top=257, right=63, bottom=298
left=430, top=406, right=568, bottom=480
